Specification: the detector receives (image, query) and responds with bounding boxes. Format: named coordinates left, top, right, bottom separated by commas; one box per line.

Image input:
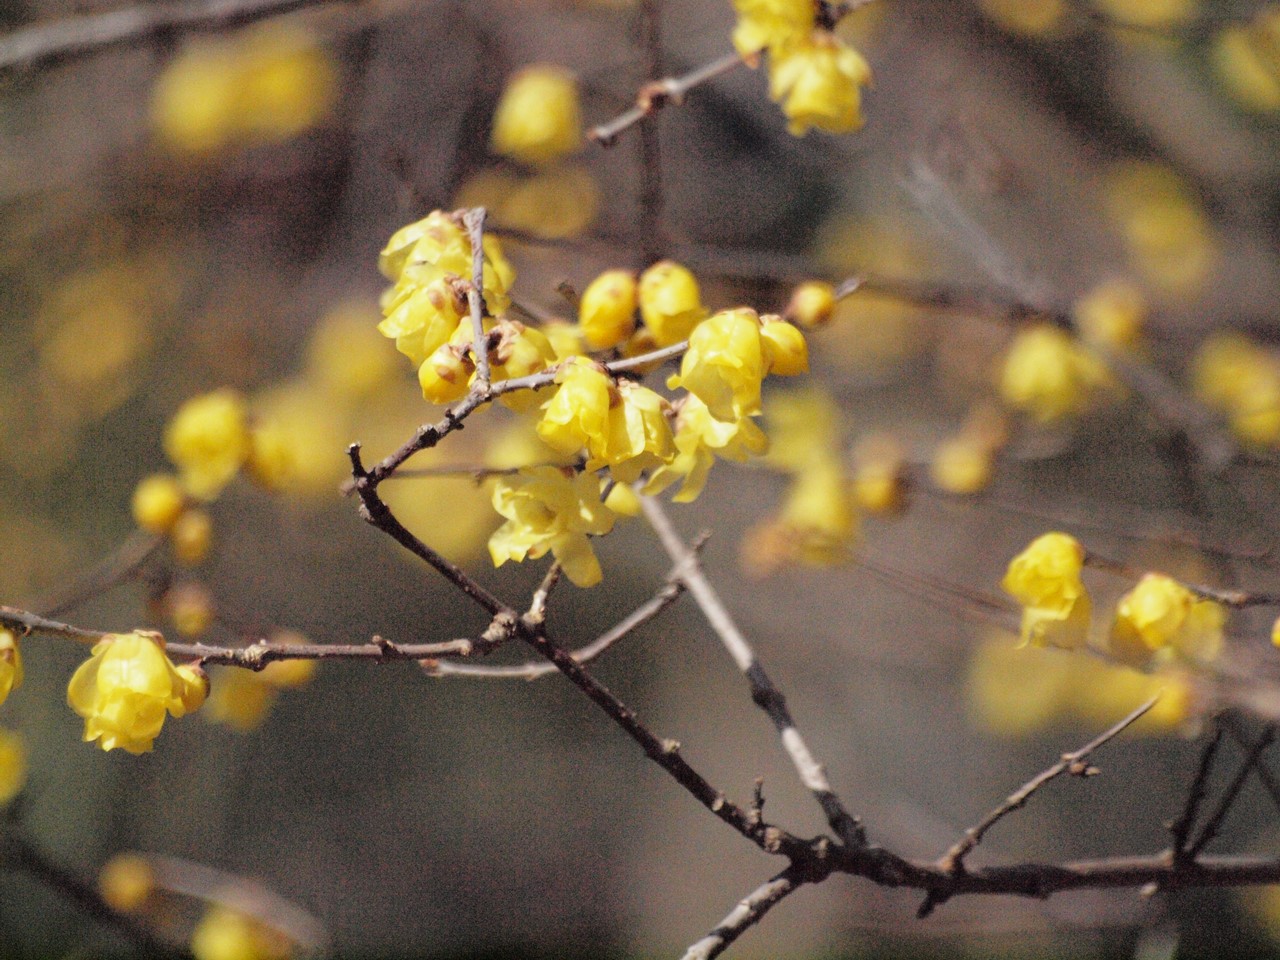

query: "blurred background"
left=6, top=0, right=1280, bottom=957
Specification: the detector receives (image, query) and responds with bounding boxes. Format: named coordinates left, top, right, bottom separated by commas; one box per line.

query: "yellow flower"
left=418, top=343, right=475, bottom=404
left=192, top=904, right=292, bottom=960
left=1105, top=162, right=1216, bottom=298
left=245, top=417, right=296, bottom=493
left=68, top=631, right=207, bottom=754
left=205, top=632, right=315, bottom=731
left=785, top=280, right=837, bottom=329
left=490, top=320, right=557, bottom=412
left=1073, top=279, right=1146, bottom=353
left=777, top=456, right=859, bottom=566
left=0, top=628, right=24, bottom=705
left=978, top=0, right=1067, bottom=37
left=594, top=381, right=676, bottom=483
left=1001, top=532, right=1091, bottom=649
left=998, top=323, right=1112, bottom=423
left=731, top=0, right=814, bottom=57
left=536, top=357, right=616, bottom=457
left=0, top=728, right=26, bottom=806
left=759, top=315, right=809, bottom=375
left=131, top=474, right=188, bottom=534
left=164, top=389, right=251, bottom=501
left=305, top=301, right=400, bottom=401
left=644, top=394, right=768, bottom=502
left=490, top=64, right=582, bottom=167
left=166, top=583, right=216, bottom=638
left=492, top=165, right=601, bottom=239
left=763, top=385, right=840, bottom=473
left=579, top=270, right=639, bottom=350
left=851, top=434, right=907, bottom=516
left=488, top=466, right=616, bottom=587
left=377, top=278, right=468, bottom=365
left=1109, top=573, right=1225, bottom=665
left=1214, top=12, right=1280, bottom=112
left=1090, top=0, right=1193, bottom=29
left=99, top=854, right=156, bottom=914
left=668, top=308, right=766, bottom=422
left=171, top=509, right=214, bottom=566
left=929, top=434, right=993, bottom=495
left=966, top=634, right=1075, bottom=736
left=638, top=261, right=706, bottom=346
left=768, top=32, right=872, bottom=136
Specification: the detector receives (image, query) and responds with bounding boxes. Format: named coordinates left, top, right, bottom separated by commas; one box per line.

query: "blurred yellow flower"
left=490, top=65, right=582, bottom=167
left=0, top=629, right=24, bottom=706
left=999, top=323, right=1113, bottom=422
left=1109, top=573, right=1225, bottom=665
left=0, top=729, right=26, bottom=806
left=192, top=905, right=292, bottom=960
left=731, top=0, right=814, bottom=57
left=98, top=853, right=156, bottom=914
left=1214, top=10, right=1280, bottom=112
left=132, top=474, right=188, bottom=534
left=1073, top=279, right=1146, bottom=354
left=164, top=389, right=251, bottom=501
left=785, top=280, right=837, bottom=329
left=768, top=32, right=872, bottom=136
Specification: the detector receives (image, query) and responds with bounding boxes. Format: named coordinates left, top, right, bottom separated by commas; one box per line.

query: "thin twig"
left=640, top=495, right=865, bottom=847
left=1169, top=722, right=1224, bottom=859
left=1083, top=550, right=1280, bottom=608
left=0, top=606, right=107, bottom=643
left=526, top=561, right=563, bottom=625
left=1187, top=725, right=1277, bottom=858
left=34, top=533, right=163, bottom=618
left=1222, top=715, right=1280, bottom=817
left=589, top=52, right=745, bottom=147
left=463, top=207, right=492, bottom=389
left=680, top=864, right=813, bottom=960
left=636, top=0, right=666, bottom=264
left=424, top=568, right=686, bottom=680
left=166, top=634, right=484, bottom=667
left=936, top=697, right=1158, bottom=877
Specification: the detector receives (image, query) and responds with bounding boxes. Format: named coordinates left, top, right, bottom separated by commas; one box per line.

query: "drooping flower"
left=1000, top=532, right=1091, bottom=649
left=488, top=466, right=616, bottom=587
left=536, top=356, right=616, bottom=457
left=768, top=32, right=872, bottom=136
left=67, top=631, right=207, bottom=754
left=731, top=0, right=814, bottom=58
left=668, top=308, right=766, bottom=421
left=579, top=269, right=638, bottom=351
left=1109, top=573, right=1225, bottom=666
left=644, top=394, right=769, bottom=502
left=593, top=380, right=676, bottom=483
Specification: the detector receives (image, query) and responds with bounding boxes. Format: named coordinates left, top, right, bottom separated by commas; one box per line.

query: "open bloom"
left=1109, top=573, right=1225, bottom=665
left=67, top=631, right=207, bottom=754
left=732, top=0, right=814, bottom=57
left=489, top=466, right=616, bottom=587
left=768, top=32, right=872, bottom=136
left=1001, top=532, right=1091, bottom=649
left=593, top=381, right=676, bottom=483
left=536, top=357, right=616, bottom=457
left=644, top=394, right=768, bottom=502
left=668, top=308, right=766, bottom=422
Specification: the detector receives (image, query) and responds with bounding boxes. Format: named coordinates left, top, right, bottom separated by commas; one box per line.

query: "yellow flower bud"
left=1073, top=279, right=1146, bottom=353
left=1214, top=12, right=1280, bottom=112
left=638, top=261, right=706, bottom=346
left=491, top=320, right=557, bottom=413
left=0, top=728, right=26, bottom=807
left=164, top=389, right=251, bottom=501
left=768, top=32, right=872, bottom=136
left=852, top=434, right=907, bottom=516
left=99, top=854, right=156, bottom=914
left=192, top=905, right=292, bottom=960
left=490, top=64, right=582, bottom=167
left=67, top=631, right=201, bottom=754
left=1001, top=532, right=1090, bottom=650
left=579, top=270, right=639, bottom=350
left=131, top=474, right=188, bottom=534
left=929, top=435, right=992, bottom=495
left=759, top=315, right=809, bottom=375
left=418, top=343, right=475, bottom=404
left=785, top=280, right=837, bottom=329
left=0, top=628, right=25, bottom=706
left=171, top=509, right=214, bottom=566
left=167, top=583, right=216, bottom=638
left=1110, top=573, right=1225, bottom=665
left=668, top=308, right=766, bottom=422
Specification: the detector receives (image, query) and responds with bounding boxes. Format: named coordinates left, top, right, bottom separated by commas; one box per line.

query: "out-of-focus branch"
left=1083, top=549, right=1280, bottom=608
left=34, top=533, right=162, bottom=618
left=930, top=697, right=1157, bottom=890
left=0, top=606, right=106, bottom=643
left=641, top=495, right=866, bottom=847
left=0, top=0, right=350, bottom=72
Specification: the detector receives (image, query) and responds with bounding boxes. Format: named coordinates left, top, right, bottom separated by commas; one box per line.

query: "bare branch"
left=680, top=864, right=812, bottom=960
left=589, top=53, right=745, bottom=148
left=640, top=495, right=865, bottom=847
left=33, top=533, right=162, bottom=618
left=166, top=634, right=484, bottom=667
left=936, top=697, right=1158, bottom=877
left=1169, top=721, right=1224, bottom=859
left=463, top=207, right=492, bottom=389
left=1187, top=725, right=1277, bottom=858
left=1083, top=550, right=1280, bottom=608
left=0, top=606, right=106, bottom=643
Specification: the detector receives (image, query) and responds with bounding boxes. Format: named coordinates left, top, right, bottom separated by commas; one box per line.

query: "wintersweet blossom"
left=67, top=631, right=207, bottom=754
left=488, top=466, right=616, bottom=587
left=593, top=381, right=676, bottom=483
left=668, top=308, right=766, bottom=422
left=0, top=629, right=21, bottom=705
left=131, top=474, right=188, bottom=534
left=1000, top=532, right=1091, bottom=649
left=579, top=269, right=638, bottom=350
left=536, top=356, right=616, bottom=458
left=638, top=261, right=706, bottom=346
left=1109, top=573, right=1225, bottom=666
left=999, top=323, right=1112, bottom=423
left=644, top=394, right=768, bottom=502
left=0, top=729, right=25, bottom=806
left=731, top=0, right=814, bottom=57
left=768, top=32, right=872, bottom=136
left=490, top=65, right=582, bottom=167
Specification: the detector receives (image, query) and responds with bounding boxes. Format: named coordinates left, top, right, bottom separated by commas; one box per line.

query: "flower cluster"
left=731, top=0, right=873, bottom=135
left=67, top=631, right=207, bottom=754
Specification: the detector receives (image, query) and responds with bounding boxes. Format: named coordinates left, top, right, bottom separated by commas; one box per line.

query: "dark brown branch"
left=680, top=864, right=814, bottom=960
left=635, top=0, right=666, bottom=264
left=936, top=697, right=1158, bottom=878
left=641, top=496, right=865, bottom=848
left=589, top=52, right=744, bottom=148
left=1187, top=725, right=1277, bottom=858
left=0, top=606, right=106, bottom=643
left=1222, top=716, right=1280, bottom=817
left=346, top=444, right=507, bottom=616
left=1169, top=722, right=1224, bottom=859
